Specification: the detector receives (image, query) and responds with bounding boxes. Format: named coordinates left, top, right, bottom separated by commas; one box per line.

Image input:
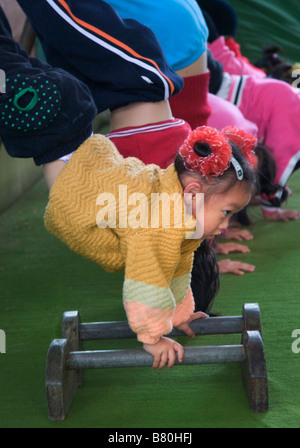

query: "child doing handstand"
left=0, top=9, right=257, bottom=368
left=42, top=126, right=257, bottom=368
left=0, top=61, right=257, bottom=367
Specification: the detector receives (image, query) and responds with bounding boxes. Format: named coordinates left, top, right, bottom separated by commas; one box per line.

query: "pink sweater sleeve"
left=208, top=36, right=266, bottom=78
left=172, top=287, right=195, bottom=327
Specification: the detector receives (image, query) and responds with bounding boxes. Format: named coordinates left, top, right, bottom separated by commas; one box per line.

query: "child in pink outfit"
left=207, top=93, right=258, bottom=136
left=217, top=73, right=300, bottom=187
left=209, top=36, right=266, bottom=78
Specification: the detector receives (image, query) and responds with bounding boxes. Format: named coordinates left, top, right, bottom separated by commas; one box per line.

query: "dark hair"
left=233, top=143, right=289, bottom=225
left=175, top=140, right=257, bottom=197
left=255, top=143, right=289, bottom=207
left=191, top=239, right=219, bottom=314
left=255, top=45, right=298, bottom=85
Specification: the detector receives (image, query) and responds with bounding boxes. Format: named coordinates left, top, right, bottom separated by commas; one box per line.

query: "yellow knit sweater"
left=44, top=135, right=201, bottom=344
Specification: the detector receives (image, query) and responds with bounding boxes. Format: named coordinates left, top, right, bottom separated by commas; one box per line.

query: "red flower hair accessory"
left=222, top=126, right=258, bottom=168
left=179, top=126, right=232, bottom=179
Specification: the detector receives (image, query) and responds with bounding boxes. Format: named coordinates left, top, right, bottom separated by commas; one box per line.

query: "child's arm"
left=143, top=309, right=207, bottom=369
left=123, top=231, right=209, bottom=370
left=170, top=244, right=201, bottom=328
left=123, top=231, right=200, bottom=346
left=208, top=36, right=266, bottom=78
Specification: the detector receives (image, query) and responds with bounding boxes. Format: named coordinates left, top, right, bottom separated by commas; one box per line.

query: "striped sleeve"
left=170, top=245, right=196, bottom=327
left=123, top=229, right=196, bottom=344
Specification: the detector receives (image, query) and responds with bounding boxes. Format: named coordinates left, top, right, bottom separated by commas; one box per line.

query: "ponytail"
left=230, top=143, right=289, bottom=226
left=255, top=45, right=298, bottom=85
left=256, top=143, right=289, bottom=208
left=191, top=239, right=220, bottom=314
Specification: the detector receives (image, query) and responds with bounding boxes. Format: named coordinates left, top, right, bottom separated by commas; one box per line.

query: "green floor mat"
left=228, top=0, right=300, bottom=64
left=0, top=168, right=300, bottom=428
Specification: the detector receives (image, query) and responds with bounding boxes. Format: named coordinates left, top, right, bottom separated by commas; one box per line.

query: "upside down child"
left=0, top=6, right=257, bottom=369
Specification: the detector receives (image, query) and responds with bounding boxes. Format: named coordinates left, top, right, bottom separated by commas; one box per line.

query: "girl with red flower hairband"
left=178, top=125, right=257, bottom=180
left=222, top=126, right=258, bottom=169
left=42, top=121, right=258, bottom=368
left=179, top=126, right=232, bottom=178
left=174, top=125, right=258, bottom=313
left=44, top=121, right=258, bottom=366
left=0, top=6, right=256, bottom=369
left=180, top=126, right=259, bottom=281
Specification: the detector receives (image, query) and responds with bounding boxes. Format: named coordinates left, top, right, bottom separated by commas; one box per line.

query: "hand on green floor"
left=263, top=208, right=300, bottom=221
left=220, top=227, right=254, bottom=241
left=218, top=259, right=255, bottom=276
left=215, top=242, right=250, bottom=255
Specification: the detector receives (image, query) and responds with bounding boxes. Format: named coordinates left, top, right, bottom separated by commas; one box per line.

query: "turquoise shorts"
left=107, top=0, right=208, bottom=70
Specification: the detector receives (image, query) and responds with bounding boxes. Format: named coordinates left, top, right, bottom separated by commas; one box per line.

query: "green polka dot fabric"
left=0, top=74, right=61, bottom=133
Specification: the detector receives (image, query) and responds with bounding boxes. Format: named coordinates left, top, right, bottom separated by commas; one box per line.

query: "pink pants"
left=223, top=75, right=300, bottom=185
left=208, top=93, right=258, bottom=136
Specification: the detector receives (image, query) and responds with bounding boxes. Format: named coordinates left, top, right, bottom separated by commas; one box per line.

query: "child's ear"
left=183, top=180, right=204, bottom=197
